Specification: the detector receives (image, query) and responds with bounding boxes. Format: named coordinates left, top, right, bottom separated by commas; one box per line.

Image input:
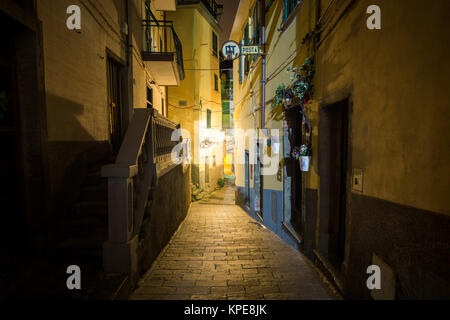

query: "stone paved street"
left=130, top=186, right=335, bottom=300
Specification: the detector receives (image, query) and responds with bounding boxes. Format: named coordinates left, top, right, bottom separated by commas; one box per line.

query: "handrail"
left=101, top=109, right=182, bottom=273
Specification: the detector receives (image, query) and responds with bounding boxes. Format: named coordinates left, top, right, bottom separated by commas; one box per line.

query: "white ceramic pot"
left=299, top=156, right=311, bottom=172
left=272, top=143, right=280, bottom=155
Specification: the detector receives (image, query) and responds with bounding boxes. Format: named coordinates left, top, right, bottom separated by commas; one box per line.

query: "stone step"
left=84, top=171, right=106, bottom=187
left=57, top=236, right=105, bottom=260
left=80, top=183, right=108, bottom=202
left=73, top=201, right=108, bottom=217
left=63, top=216, right=107, bottom=239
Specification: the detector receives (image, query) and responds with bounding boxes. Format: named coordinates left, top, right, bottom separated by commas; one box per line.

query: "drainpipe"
left=260, top=0, right=266, bottom=129
left=126, top=0, right=134, bottom=130
left=315, top=0, right=321, bottom=52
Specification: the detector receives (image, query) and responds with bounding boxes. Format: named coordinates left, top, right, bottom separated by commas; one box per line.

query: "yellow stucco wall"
left=232, top=0, right=316, bottom=192
left=167, top=5, right=223, bottom=188
left=232, top=0, right=450, bottom=215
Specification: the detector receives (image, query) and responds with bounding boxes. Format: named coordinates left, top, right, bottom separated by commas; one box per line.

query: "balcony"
left=142, top=20, right=185, bottom=86
left=177, top=0, right=223, bottom=21
left=152, top=0, right=176, bottom=11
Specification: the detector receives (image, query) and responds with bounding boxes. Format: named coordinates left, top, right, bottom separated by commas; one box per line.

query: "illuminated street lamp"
left=282, top=88, right=293, bottom=107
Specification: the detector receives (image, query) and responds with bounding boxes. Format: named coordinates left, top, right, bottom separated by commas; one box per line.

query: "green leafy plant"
left=291, top=144, right=311, bottom=160
left=271, top=57, right=315, bottom=110
left=218, top=178, right=225, bottom=187
left=272, top=84, right=286, bottom=109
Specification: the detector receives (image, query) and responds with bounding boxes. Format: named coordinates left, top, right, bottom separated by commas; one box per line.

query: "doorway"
left=319, top=99, right=350, bottom=271
left=283, top=108, right=303, bottom=237
left=0, top=16, right=27, bottom=257
left=245, top=151, right=250, bottom=207
left=254, top=142, right=262, bottom=217
left=107, top=58, right=124, bottom=154
left=205, top=156, right=210, bottom=184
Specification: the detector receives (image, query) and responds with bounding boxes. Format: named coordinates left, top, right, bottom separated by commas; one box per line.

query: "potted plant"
left=291, top=144, right=311, bottom=172
left=271, top=57, right=315, bottom=112
left=266, top=135, right=280, bottom=157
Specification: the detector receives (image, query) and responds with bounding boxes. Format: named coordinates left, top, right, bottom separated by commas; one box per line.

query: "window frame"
left=206, top=109, right=212, bottom=129
left=212, top=31, right=218, bottom=57
left=280, top=0, right=303, bottom=32
left=146, top=86, right=153, bottom=109
left=214, top=74, right=219, bottom=91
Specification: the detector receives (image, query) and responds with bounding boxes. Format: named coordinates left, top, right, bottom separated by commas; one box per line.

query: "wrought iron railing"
left=152, top=112, right=181, bottom=176
left=142, top=20, right=185, bottom=81
left=177, top=0, right=223, bottom=20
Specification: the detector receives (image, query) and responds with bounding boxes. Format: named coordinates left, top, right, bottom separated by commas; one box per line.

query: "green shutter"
left=207, top=109, right=212, bottom=129
left=283, top=0, right=288, bottom=21
left=212, top=32, right=217, bottom=57
left=239, top=42, right=243, bottom=83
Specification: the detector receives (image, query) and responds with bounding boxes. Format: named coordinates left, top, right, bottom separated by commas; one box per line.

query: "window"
left=212, top=31, right=218, bottom=57
left=161, top=97, right=166, bottom=117
left=250, top=1, right=261, bottom=45
left=250, top=2, right=262, bottom=63
left=238, top=45, right=243, bottom=83
left=206, top=109, right=211, bottom=128
left=146, top=86, right=153, bottom=108
left=243, top=24, right=251, bottom=77
left=214, top=74, right=219, bottom=91
left=283, top=0, right=300, bottom=21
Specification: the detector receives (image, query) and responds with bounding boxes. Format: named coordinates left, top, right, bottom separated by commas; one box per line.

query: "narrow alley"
left=130, top=186, right=334, bottom=300
left=1, top=0, right=450, bottom=303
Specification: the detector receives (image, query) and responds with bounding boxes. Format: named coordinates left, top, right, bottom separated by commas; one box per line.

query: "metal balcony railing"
left=142, top=20, right=185, bottom=81
left=177, top=0, right=223, bottom=20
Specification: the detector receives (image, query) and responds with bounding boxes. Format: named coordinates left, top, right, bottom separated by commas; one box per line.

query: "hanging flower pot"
left=292, top=144, right=311, bottom=172
left=272, top=142, right=280, bottom=155
left=299, top=155, right=311, bottom=172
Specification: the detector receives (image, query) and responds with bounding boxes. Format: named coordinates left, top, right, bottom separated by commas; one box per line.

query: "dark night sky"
left=217, top=0, right=240, bottom=45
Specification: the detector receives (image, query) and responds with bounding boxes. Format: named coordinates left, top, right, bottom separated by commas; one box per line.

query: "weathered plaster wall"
left=38, top=0, right=126, bottom=142
left=314, top=0, right=450, bottom=298
left=315, top=0, right=450, bottom=215
left=167, top=6, right=223, bottom=190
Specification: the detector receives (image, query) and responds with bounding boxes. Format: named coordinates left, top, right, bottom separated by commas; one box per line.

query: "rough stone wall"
left=138, top=165, right=192, bottom=275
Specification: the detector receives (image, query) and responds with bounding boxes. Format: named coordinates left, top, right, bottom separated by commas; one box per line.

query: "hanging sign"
left=222, top=41, right=241, bottom=60
left=222, top=41, right=264, bottom=60
left=241, top=45, right=264, bottom=55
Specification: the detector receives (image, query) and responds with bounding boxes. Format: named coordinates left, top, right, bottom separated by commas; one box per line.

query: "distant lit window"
left=207, top=109, right=212, bottom=128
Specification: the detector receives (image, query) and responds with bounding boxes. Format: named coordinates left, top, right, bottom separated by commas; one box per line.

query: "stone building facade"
left=166, top=0, right=224, bottom=192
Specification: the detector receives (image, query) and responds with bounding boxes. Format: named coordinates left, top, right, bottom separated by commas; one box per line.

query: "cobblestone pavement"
left=130, top=186, right=334, bottom=300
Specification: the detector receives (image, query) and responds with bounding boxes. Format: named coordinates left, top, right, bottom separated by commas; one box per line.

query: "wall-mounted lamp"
left=282, top=88, right=293, bottom=107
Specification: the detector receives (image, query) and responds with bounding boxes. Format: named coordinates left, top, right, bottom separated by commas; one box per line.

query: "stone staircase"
left=54, top=161, right=127, bottom=299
